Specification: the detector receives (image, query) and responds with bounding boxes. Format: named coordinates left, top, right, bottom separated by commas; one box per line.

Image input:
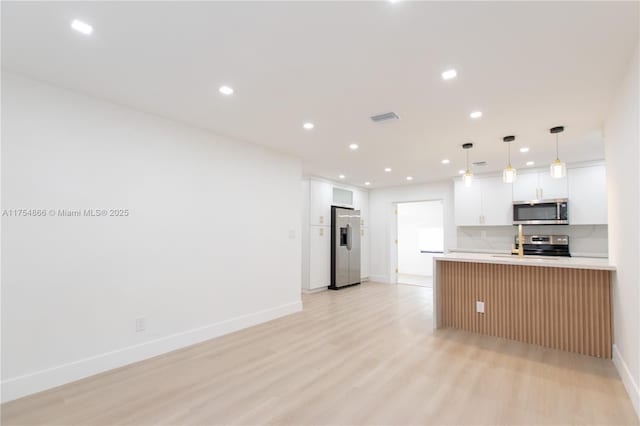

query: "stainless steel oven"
left=513, top=199, right=568, bottom=225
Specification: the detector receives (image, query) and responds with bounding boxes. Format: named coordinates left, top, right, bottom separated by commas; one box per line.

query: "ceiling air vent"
left=473, top=161, right=488, bottom=167
left=370, top=112, right=399, bottom=123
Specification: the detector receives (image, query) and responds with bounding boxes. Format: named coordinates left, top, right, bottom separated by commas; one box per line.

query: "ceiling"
left=2, top=1, right=638, bottom=188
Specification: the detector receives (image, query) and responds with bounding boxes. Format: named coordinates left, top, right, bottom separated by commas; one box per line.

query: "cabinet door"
left=360, top=226, right=369, bottom=279
left=480, top=177, right=513, bottom=225
left=309, top=226, right=331, bottom=289
left=538, top=172, right=568, bottom=200
left=568, top=165, right=607, bottom=224
left=309, top=180, right=333, bottom=226
left=512, top=172, right=539, bottom=202
left=353, top=190, right=369, bottom=228
left=454, top=179, right=482, bottom=226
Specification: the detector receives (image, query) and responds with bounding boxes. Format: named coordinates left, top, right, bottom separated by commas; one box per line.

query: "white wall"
left=397, top=201, right=443, bottom=277
left=1, top=73, right=303, bottom=402
left=457, top=225, right=609, bottom=257
left=369, top=181, right=455, bottom=283
left=604, top=45, right=640, bottom=418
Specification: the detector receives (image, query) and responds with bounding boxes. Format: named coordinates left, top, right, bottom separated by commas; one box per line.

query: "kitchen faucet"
left=512, top=224, right=524, bottom=258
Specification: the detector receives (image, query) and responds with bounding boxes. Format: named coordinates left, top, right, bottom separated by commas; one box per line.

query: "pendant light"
left=502, top=135, right=517, bottom=183
left=549, top=126, right=566, bottom=179
left=462, top=142, right=473, bottom=187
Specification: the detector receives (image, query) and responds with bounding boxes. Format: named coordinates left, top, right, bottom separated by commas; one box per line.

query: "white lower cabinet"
left=309, top=226, right=331, bottom=289
left=360, top=227, right=369, bottom=279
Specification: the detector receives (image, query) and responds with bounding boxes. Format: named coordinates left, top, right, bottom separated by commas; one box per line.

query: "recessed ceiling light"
left=349, top=143, right=359, bottom=150
left=470, top=111, right=483, bottom=119
left=406, top=176, right=413, bottom=181
left=384, top=167, right=392, bottom=172
left=364, top=182, right=371, bottom=186
left=441, top=159, right=450, bottom=165
left=441, top=69, right=457, bottom=80
left=526, top=161, right=535, bottom=166
left=459, top=169, right=466, bottom=174
left=339, top=174, right=345, bottom=179
left=520, top=147, right=530, bottom=153
left=71, top=19, right=93, bottom=35
left=303, top=122, right=314, bottom=130
left=218, top=85, right=234, bottom=95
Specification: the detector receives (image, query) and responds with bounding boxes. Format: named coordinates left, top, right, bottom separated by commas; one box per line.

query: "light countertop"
left=433, top=251, right=615, bottom=271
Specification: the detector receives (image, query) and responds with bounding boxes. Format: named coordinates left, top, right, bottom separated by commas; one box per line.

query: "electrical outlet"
left=476, top=301, right=485, bottom=314
left=135, top=317, right=146, bottom=332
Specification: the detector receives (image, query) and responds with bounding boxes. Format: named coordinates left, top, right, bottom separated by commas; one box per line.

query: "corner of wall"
left=613, top=344, right=640, bottom=419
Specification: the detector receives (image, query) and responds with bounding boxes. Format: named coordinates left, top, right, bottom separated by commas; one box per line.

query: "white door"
left=396, top=200, right=443, bottom=286
left=309, top=226, right=331, bottom=289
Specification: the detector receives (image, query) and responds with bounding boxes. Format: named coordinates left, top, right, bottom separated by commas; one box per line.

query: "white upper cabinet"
left=454, top=179, right=483, bottom=226
left=513, top=171, right=568, bottom=201
left=353, top=189, right=369, bottom=228
left=512, top=173, right=539, bottom=202
left=454, top=164, right=606, bottom=227
left=538, top=173, right=569, bottom=200
left=568, top=164, right=607, bottom=224
left=480, top=177, right=513, bottom=225
left=309, top=180, right=333, bottom=226
left=454, top=177, right=511, bottom=226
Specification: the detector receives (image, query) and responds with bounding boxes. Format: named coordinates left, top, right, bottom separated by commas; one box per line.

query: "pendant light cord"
left=556, top=134, right=559, bottom=160
left=508, top=143, right=511, bottom=166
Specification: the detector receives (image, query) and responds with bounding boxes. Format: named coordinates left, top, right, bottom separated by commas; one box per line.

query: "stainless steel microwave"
left=513, top=199, right=569, bottom=225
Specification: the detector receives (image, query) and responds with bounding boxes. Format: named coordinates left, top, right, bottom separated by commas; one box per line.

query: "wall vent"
left=370, top=112, right=399, bottom=123
left=473, top=161, right=488, bottom=167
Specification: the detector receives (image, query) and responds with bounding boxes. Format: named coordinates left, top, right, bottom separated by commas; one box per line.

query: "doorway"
left=395, top=200, right=444, bottom=287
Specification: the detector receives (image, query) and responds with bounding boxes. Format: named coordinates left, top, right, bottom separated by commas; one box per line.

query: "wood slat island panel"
left=437, top=261, right=612, bottom=358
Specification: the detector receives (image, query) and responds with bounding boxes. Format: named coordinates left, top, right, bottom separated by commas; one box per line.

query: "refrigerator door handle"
left=346, top=223, right=352, bottom=251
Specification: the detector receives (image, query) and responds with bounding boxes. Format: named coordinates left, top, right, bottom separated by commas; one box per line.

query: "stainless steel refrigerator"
left=330, top=206, right=361, bottom=289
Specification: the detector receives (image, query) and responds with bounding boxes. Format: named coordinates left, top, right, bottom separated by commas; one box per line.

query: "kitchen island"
left=433, top=252, right=615, bottom=358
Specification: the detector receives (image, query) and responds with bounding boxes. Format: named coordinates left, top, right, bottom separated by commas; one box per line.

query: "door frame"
left=391, top=199, right=444, bottom=284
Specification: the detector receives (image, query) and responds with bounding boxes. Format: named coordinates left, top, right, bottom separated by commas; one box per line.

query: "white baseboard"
left=302, top=286, right=327, bottom=294
left=612, top=344, right=640, bottom=420
left=1, top=300, right=302, bottom=403
left=369, top=274, right=392, bottom=284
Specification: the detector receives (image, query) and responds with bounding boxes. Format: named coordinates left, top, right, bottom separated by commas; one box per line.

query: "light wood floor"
left=2, top=282, right=638, bottom=425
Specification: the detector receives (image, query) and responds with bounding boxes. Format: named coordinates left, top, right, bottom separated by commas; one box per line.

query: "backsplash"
left=456, top=225, right=608, bottom=257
